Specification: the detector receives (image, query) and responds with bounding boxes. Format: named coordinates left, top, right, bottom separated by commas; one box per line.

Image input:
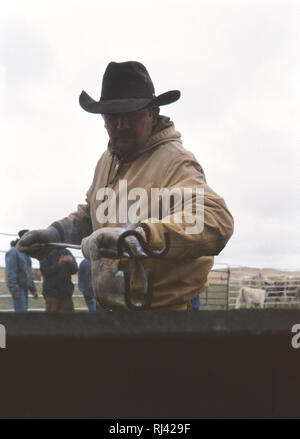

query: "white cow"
left=235, top=287, right=266, bottom=309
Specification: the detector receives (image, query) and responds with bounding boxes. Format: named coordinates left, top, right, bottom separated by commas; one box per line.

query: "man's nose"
left=116, top=114, right=130, bottom=129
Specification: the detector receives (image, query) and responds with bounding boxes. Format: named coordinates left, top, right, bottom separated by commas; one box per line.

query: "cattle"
left=262, top=279, right=285, bottom=302
left=262, top=276, right=298, bottom=302
left=240, top=275, right=263, bottom=289
left=285, top=277, right=300, bottom=300
left=235, top=287, right=266, bottom=309
left=291, top=287, right=300, bottom=306
left=242, top=274, right=289, bottom=302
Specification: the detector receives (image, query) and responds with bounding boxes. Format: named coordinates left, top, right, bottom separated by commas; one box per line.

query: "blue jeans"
left=12, top=289, right=28, bottom=312
left=83, top=297, right=104, bottom=312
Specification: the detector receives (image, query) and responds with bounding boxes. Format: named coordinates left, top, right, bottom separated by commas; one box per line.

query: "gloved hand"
left=81, top=226, right=147, bottom=261
left=16, top=226, right=61, bottom=260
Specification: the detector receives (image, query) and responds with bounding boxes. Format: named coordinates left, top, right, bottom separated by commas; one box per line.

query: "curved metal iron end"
left=117, top=230, right=170, bottom=259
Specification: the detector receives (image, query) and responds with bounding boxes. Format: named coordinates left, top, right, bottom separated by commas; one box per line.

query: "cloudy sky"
left=0, top=0, right=299, bottom=270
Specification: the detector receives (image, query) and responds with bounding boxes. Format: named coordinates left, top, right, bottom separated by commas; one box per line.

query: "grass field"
left=0, top=281, right=87, bottom=311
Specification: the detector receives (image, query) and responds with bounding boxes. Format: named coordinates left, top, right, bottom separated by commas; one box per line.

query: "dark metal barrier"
left=0, top=310, right=300, bottom=419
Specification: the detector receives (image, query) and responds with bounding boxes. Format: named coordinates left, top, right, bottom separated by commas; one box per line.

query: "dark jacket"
left=5, top=245, right=37, bottom=294
left=78, top=259, right=94, bottom=300
left=40, top=249, right=78, bottom=299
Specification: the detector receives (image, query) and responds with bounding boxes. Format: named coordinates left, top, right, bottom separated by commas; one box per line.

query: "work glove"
left=81, top=226, right=147, bottom=261
left=16, top=226, right=61, bottom=260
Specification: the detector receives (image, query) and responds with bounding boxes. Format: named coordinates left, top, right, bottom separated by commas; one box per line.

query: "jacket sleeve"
left=141, top=153, right=234, bottom=258
left=5, top=250, right=20, bottom=294
left=51, top=202, right=93, bottom=245
left=64, top=251, right=78, bottom=275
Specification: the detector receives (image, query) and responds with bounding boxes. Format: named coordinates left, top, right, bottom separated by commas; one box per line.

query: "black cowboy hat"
left=79, top=61, right=180, bottom=114
left=18, top=229, right=29, bottom=238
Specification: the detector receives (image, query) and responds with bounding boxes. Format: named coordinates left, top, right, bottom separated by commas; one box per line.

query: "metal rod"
left=47, top=242, right=82, bottom=250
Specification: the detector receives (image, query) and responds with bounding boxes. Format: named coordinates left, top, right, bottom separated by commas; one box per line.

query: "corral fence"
left=1, top=263, right=300, bottom=312
left=199, top=263, right=300, bottom=310
left=200, top=263, right=230, bottom=310
left=0, top=279, right=87, bottom=312
left=0, top=261, right=231, bottom=312
left=1, top=228, right=300, bottom=311
left=227, top=266, right=300, bottom=309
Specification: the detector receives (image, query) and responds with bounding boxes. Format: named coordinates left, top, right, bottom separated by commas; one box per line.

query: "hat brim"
left=79, top=90, right=180, bottom=114
left=18, top=229, right=29, bottom=238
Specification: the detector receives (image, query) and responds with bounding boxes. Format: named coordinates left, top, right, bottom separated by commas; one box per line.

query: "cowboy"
left=17, top=61, right=234, bottom=310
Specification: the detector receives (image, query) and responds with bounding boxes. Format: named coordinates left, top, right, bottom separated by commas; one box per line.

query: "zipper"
left=106, top=152, right=122, bottom=187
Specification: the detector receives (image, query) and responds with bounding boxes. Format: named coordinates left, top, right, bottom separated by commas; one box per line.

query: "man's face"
left=102, top=107, right=159, bottom=154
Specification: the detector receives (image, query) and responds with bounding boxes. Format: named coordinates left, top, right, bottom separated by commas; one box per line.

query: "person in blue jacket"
left=5, top=230, right=38, bottom=312
left=78, top=258, right=103, bottom=312
left=40, top=248, right=78, bottom=312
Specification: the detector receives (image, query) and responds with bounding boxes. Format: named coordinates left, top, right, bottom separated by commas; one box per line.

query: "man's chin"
left=114, top=139, right=136, bottom=152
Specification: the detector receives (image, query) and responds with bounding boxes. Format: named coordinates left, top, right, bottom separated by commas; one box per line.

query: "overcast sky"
left=1, top=0, right=299, bottom=270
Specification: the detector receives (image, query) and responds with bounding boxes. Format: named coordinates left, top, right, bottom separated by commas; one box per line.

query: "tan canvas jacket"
left=55, top=116, right=234, bottom=309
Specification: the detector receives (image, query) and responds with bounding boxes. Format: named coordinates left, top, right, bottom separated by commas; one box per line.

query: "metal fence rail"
left=228, top=267, right=300, bottom=309
left=0, top=279, right=88, bottom=312
left=200, top=263, right=230, bottom=310
left=1, top=260, right=300, bottom=311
